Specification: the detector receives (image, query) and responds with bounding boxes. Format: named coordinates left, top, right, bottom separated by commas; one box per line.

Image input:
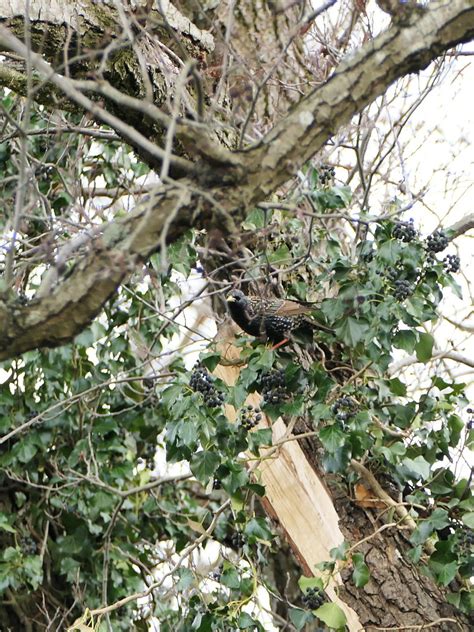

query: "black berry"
left=332, top=396, right=358, bottom=421
left=260, top=369, right=287, bottom=405
left=393, top=279, right=413, bottom=300
left=426, top=229, right=448, bottom=253
left=239, top=405, right=262, bottom=431
left=443, top=254, right=460, bottom=273
left=20, top=536, right=37, bottom=555
left=190, top=365, right=225, bottom=408
left=393, top=218, right=417, bottom=242
left=302, top=587, right=325, bottom=610
left=230, top=532, right=245, bottom=548
left=319, top=164, right=336, bottom=185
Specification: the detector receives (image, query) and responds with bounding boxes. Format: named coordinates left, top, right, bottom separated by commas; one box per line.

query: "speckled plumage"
left=226, top=289, right=326, bottom=343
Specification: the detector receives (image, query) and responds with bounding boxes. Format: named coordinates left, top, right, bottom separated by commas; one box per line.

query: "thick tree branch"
left=389, top=350, right=474, bottom=375
left=448, top=212, right=474, bottom=239
left=243, top=0, right=474, bottom=200
left=0, top=0, right=473, bottom=361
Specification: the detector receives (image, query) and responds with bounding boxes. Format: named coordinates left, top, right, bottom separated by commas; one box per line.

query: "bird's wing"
left=273, top=299, right=313, bottom=316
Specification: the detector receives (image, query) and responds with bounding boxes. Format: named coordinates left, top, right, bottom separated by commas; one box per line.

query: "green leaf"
left=330, top=541, right=349, bottom=561
left=244, top=517, right=273, bottom=543
left=314, top=603, right=347, bottom=630
left=447, top=414, right=464, bottom=447
left=443, top=274, right=463, bottom=299
left=406, top=545, right=422, bottom=564
left=388, top=377, right=407, bottom=396
left=334, top=317, right=369, bottom=346
left=247, top=428, right=272, bottom=454
left=415, top=332, right=434, bottom=362
left=461, top=512, right=474, bottom=529
left=436, top=560, right=458, bottom=587
left=298, top=576, right=324, bottom=592
left=238, top=612, right=257, bottom=628
left=176, top=567, right=195, bottom=590
left=190, top=451, right=220, bottom=483
left=23, top=555, right=43, bottom=589
left=221, top=464, right=248, bottom=495
left=319, top=425, right=346, bottom=453
left=0, top=513, right=16, bottom=534
left=289, top=607, right=313, bottom=630
left=247, top=483, right=266, bottom=497
left=242, top=208, right=266, bottom=230
left=399, top=455, right=431, bottom=481
left=352, top=552, right=370, bottom=588
left=14, top=439, right=38, bottom=463
left=377, top=240, right=400, bottom=264
left=221, top=567, right=240, bottom=589
left=393, top=329, right=417, bottom=353
left=268, top=243, right=291, bottom=265
left=428, top=508, right=450, bottom=530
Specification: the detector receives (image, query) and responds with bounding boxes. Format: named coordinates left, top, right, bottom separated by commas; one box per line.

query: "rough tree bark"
left=0, top=0, right=473, bottom=361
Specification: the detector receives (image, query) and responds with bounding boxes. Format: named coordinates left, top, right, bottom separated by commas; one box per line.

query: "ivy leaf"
left=330, top=541, right=349, bottom=561
left=388, top=377, right=407, bottom=396
left=238, top=612, right=259, bottom=629
left=461, top=512, right=474, bottom=529
left=335, top=317, right=369, bottom=346
left=221, top=567, right=240, bottom=589
left=289, top=608, right=313, bottom=630
left=352, top=552, right=370, bottom=588
left=242, top=208, right=266, bottom=230
left=319, top=425, right=346, bottom=453
left=0, top=513, right=16, bottom=534
left=436, top=560, right=459, bottom=586
left=428, top=508, right=450, bottom=530
left=190, top=451, right=220, bottom=483
left=314, top=603, right=347, bottom=630
left=298, top=576, right=324, bottom=592
left=443, top=274, right=463, bottom=299
left=393, top=329, right=417, bottom=353
left=176, top=567, right=195, bottom=590
left=399, top=455, right=431, bottom=481
left=415, top=332, right=434, bottom=362
left=247, top=428, right=272, bottom=455
left=244, top=517, right=273, bottom=543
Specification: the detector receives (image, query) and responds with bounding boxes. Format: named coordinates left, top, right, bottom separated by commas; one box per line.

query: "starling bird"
left=226, top=289, right=330, bottom=345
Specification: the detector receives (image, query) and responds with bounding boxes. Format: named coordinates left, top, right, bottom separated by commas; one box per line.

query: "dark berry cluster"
left=426, top=229, right=448, bottom=253
left=211, top=568, right=222, bottom=581
left=239, top=405, right=262, bottom=431
left=212, top=477, right=222, bottom=490
left=393, top=279, right=413, bottom=301
left=393, top=218, right=417, bottom=242
left=19, top=536, right=37, bottom=555
left=332, top=396, right=358, bottom=422
left=190, top=365, right=225, bottom=407
left=385, top=267, right=401, bottom=282
left=230, top=532, right=245, bottom=549
left=443, top=254, right=460, bottom=273
left=467, top=407, right=473, bottom=431
left=319, top=164, right=336, bottom=185
left=302, top=587, right=325, bottom=610
left=260, top=369, right=287, bottom=405
left=458, top=529, right=474, bottom=560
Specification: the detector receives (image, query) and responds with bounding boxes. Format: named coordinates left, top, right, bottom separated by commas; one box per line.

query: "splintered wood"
left=213, top=329, right=361, bottom=631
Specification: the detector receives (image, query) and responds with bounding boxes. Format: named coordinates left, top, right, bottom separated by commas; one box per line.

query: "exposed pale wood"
left=214, top=326, right=362, bottom=631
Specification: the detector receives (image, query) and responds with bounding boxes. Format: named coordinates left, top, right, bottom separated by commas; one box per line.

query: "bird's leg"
left=270, top=338, right=289, bottom=351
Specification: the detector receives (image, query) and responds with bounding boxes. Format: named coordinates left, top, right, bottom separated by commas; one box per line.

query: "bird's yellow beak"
left=226, top=294, right=236, bottom=303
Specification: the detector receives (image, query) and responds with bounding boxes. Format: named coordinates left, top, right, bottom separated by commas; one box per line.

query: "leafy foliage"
left=0, top=95, right=472, bottom=629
